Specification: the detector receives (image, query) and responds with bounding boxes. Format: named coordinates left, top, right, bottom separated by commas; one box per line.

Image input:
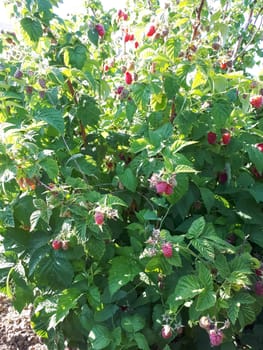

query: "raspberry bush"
left=0, top=0, right=263, bottom=349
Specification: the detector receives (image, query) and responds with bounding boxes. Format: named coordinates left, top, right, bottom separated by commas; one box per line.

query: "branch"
left=191, top=0, right=205, bottom=41
left=231, top=7, right=254, bottom=62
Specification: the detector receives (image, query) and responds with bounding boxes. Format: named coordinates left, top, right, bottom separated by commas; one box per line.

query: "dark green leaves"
left=34, top=108, right=64, bottom=134
left=76, top=95, right=101, bottom=126
left=20, top=17, right=43, bottom=42
left=64, top=44, right=88, bottom=70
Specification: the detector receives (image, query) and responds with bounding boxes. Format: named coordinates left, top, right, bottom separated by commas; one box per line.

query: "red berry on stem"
left=256, top=143, right=263, bottom=152
left=207, top=132, right=217, bottom=144
left=125, top=71, right=133, bottom=85
left=209, top=329, right=224, bottom=347
left=222, top=132, right=231, bottom=145
left=95, top=24, right=105, bottom=37
left=161, top=325, right=173, bottom=339
left=146, top=25, right=156, bottom=37
left=134, top=41, right=139, bottom=49
left=220, top=62, right=227, bottom=70
left=94, top=211, right=104, bottom=225
left=250, top=95, right=263, bottom=109
left=155, top=181, right=168, bottom=194
left=218, top=171, right=228, bottom=184
left=52, top=239, right=62, bottom=250
left=162, top=242, right=173, bottom=258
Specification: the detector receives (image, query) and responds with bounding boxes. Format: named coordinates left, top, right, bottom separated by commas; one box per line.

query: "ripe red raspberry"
left=124, top=33, right=130, bottom=42
left=207, top=132, right=217, bottom=144
left=250, top=95, right=263, bottom=109
left=94, top=211, right=104, bottom=225
left=125, top=71, right=133, bottom=85
left=134, top=41, right=139, bottom=49
left=220, top=62, right=227, bottom=70
left=164, top=183, right=173, bottom=195
left=255, top=268, right=263, bottom=277
left=255, top=281, right=263, bottom=296
left=146, top=25, right=156, bottom=37
left=222, top=132, right=231, bottom=145
left=116, top=86, right=124, bottom=95
left=209, top=329, right=224, bottom=347
left=155, top=181, right=168, bottom=194
left=162, top=242, right=173, bottom=258
left=95, top=24, right=105, bottom=37
left=52, top=239, right=62, bottom=250
left=104, top=64, right=109, bottom=72
left=256, top=143, right=263, bottom=152
left=161, top=325, right=173, bottom=339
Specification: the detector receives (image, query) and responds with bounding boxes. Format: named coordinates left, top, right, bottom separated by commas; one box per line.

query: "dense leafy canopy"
left=0, top=0, right=263, bottom=349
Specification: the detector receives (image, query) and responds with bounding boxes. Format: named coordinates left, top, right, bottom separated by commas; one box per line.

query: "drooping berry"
left=125, top=71, right=133, bottom=85
left=218, top=171, right=228, bottom=184
left=14, top=70, right=23, bottom=79
left=161, top=325, right=173, bottom=339
left=94, top=211, right=104, bottom=225
left=52, top=239, right=62, bottom=250
left=222, top=132, right=231, bottom=145
left=207, top=132, right=217, bottom=144
left=155, top=181, right=168, bottom=194
left=162, top=242, right=173, bottom=258
left=209, top=329, right=224, bottom=347
left=146, top=25, right=156, bottom=37
left=220, top=62, right=227, bottom=70
left=255, top=280, right=263, bottom=296
left=116, top=86, right=124, bottom=95
left=250, top=95, right=263, bottom=109
left=95, top=24, right=105, bottom=37
left=134, top=41, right=139, bottom=49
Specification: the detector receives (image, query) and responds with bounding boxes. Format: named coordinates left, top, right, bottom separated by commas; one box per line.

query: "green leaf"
left=109, top=256, right=140, bottom=295
left=211, top=101, right=231, bottom=128
left=246, top=145, right=263, bottom=173
left=20, top=17, right=43, bottom=42
left=87, top=285, right=101, bottom=309
left=238, top=304, right=256, bottom=329
left=200, top=188, right=215, bottom=213
left=121, top=314, right=145, bottom=333
left=132, top=83, right=151, bottom=110
left=150, top=93, right=167, bottom=111
left=186, top=216, right=206, bottom=239
left=134, top=333, right=150, bottom=350
left=87, top=237, right=105, bottom=261
left=76, top=95, right=100, bottom=127
left=228, top=299, right=240, bottom=324
left=119, top=168, right=138, bottom=192
left=163, top=74, right=179, bottom=99
left=196, top=290, right=216, bottom=311
left=166, top=38, right=181, bottom=62
left=192, top=238, right=215, bottom=260
left=40, top=157, right=59, bottom=180
left=55, top=288, right=81, bottom=325
left=192, top=69, right=207, bottom=89
left=88, top=28, right=99, bottom=46
left=0, top=206, right=15, bottom=227
left=94, top=304, right=119, bottom=322
left=88, top=325, right=111, bottom=350
left=197, top=263, right=213, bottom=289
left=35, top=108, right=64, bottom=134
left=174, top=275, right=202, bottom=300
left=215, top=255, right=231, bottom=279
left=64, top=44, right=87, bottom=70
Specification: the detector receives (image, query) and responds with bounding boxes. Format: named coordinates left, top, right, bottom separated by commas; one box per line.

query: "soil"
left=0, top=293, right=48, bottom=350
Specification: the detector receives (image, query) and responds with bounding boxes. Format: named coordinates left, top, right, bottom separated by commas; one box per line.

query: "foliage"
left=0, top=0, right=263, bottom=349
